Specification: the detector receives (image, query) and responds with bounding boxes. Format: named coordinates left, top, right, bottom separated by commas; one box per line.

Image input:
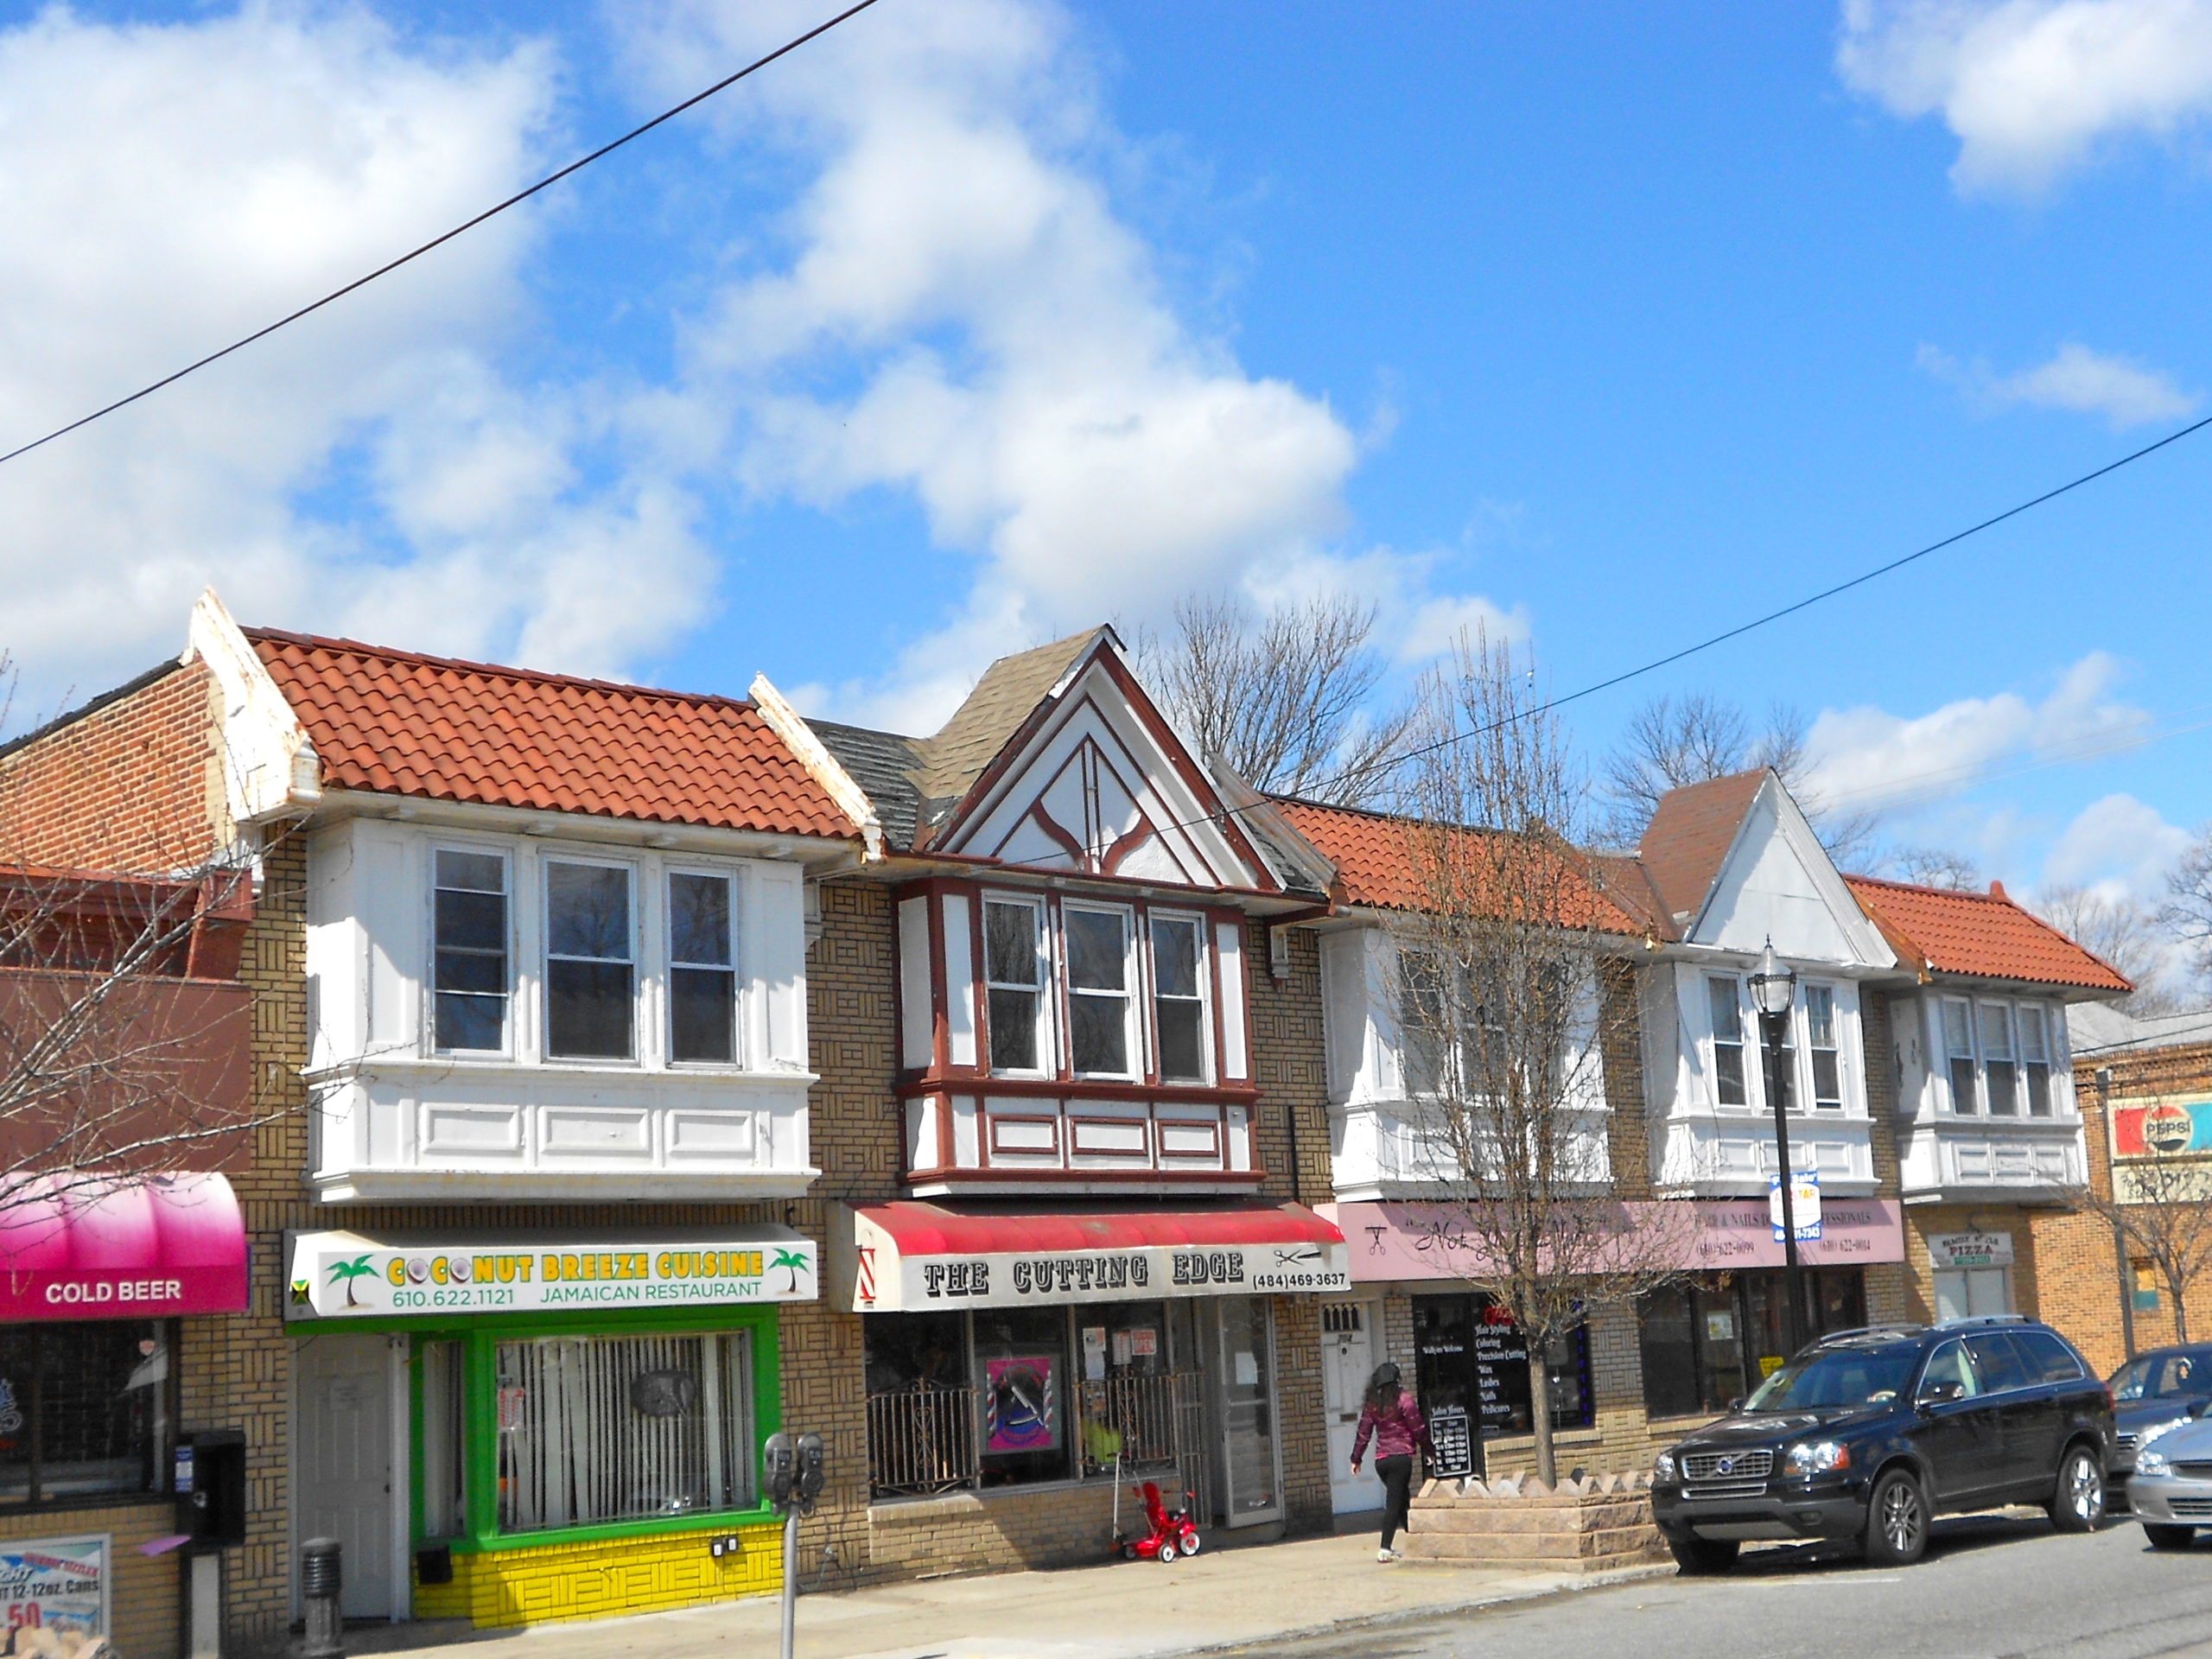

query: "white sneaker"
left=1377, top=1547, right=1400, bottom=1562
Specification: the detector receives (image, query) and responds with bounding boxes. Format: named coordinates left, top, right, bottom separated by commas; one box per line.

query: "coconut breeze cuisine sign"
left=284, top=1230, right=817, bottom=1319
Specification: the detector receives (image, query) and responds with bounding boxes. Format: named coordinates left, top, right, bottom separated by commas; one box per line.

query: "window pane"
left=1965, top=1333, right=2031, bottom=1393
left=1714, top=1041, right=1746, bottom=1107
left=1065, top=911, right=1126, bottom=991
left=548, top=961, right=634, bottom=1058
left=436, top=993, right=505, bottom=1053
left=421, top=1340, right=466, bottom=1538
left=496, top=1332, right=753, bottom=1531
left=1151, top=918, right=1199, bottom=999
left=671, top=967, right=735, bottom=1064
left=1157, top=1002, right=1205, bottom=1083
left=0, top=1322, right=168, bottom=1506
left=437, top=849, right=504, bottom=894
left=1805, top=985, right=1836, bottom=1048
left=1811, top=1050, right=1841, bottom=1110
left=988, top=987, right=1039, bottom=1071
left=435, top=888, right=505, bottom=952
left=548, top=864, right=631, bottom=961
left=435, top=949, right=505, bottom=994
left=984, top=901, right=1039, bottom=987
left=1978, top=1004, right=2013, bottom=1060
left=670, top=874, right=732, bottom=967
left=1707, top=977, right=1743, bottom=1045
left=1070, top=995, right=1128, bottom=1075
left=1948, top=1057, right=1980, bottom=1114
left=1637, top=1287, right=1700, bottom=1419
left=2017, top=1005, right=2048, bottom=1063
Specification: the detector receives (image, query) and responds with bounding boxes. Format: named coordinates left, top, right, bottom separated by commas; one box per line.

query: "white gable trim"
left=184, top=588, right=321, bottom=827
left=1685, top=774, right=1895, bottom=970
left=748, top=673, right=882, bottom=861
left=939, top=653, right=1268, bottom=890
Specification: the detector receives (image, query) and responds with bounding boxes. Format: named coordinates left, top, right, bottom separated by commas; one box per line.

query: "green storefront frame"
left=313, top=1302, right=785, bottom=1559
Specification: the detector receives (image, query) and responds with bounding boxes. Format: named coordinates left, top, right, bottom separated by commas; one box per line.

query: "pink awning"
left=0, top=1173, right=247, bottom=1322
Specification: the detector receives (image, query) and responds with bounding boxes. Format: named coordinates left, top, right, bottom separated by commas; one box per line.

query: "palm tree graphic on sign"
left=770, top=1249, right=810, bottom=1294
left=326, top=1255, right=379, bottom=1308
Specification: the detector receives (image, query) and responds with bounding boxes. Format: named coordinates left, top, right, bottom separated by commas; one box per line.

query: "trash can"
left=300, top=1539, right=344, bottom=1659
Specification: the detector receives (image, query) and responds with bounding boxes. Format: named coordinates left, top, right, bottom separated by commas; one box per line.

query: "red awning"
left=839, top=1201, right=1348, bottom=1311
left=0, top=1173, right=248, bottom=1323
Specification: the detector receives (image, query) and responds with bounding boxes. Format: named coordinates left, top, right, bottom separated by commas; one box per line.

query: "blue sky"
left=3, top=0, right=2209, bottom=922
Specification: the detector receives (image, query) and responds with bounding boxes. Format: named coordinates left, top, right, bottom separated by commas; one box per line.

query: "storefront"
left=1322, top=1197, right=1908, bottom=1484
left=283, top=1225, right=819, bottom=1630
left=836, top=1202, right=1348, bottom=1532
left=0, top=1174, right=250, bottom=1659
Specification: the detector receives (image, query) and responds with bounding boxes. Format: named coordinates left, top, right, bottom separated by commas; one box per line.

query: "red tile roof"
left=1637, top=769, right=1768, bottom=922
left=1272, top=798, right=1654, bottom=935
left=249, top=629, right=858, bottom=841
left=1842, top=874, right=2132, bottom=994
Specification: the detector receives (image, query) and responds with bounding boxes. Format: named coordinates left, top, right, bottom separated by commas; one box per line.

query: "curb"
left=1159, top=1560, right=1679, bottom=1656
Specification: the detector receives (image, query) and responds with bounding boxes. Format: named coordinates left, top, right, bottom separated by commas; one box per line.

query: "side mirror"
left=1726, top=1396, right=1745, bottom=1414
left=1920, top=1380, right=1964, bottom=1406
left=763, top=1432, right=797, bottom=1510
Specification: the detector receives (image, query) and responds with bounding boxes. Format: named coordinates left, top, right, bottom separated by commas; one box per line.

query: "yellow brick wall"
left=411, top=1521, right=782, bottom=1628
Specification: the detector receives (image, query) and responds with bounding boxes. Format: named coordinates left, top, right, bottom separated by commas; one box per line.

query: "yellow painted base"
left=415, top=1522, right=781, bottom=1628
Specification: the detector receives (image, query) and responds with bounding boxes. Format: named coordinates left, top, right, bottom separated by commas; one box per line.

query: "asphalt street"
left=1228, top=1511, right=2212, bottom=1659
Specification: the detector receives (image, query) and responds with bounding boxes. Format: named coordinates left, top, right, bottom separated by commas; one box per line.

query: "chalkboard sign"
left=1471, top=1320, right=1529, bottom=1427
left=1427, top=1404, right=1474, bottom=1479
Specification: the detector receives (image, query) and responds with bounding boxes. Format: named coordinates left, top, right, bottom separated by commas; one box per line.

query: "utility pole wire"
left=1256, top=405, right=2212, bottom=818
left=0, top=0, right=883, bottom=472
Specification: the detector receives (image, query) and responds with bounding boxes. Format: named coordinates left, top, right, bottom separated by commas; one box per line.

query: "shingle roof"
left=807, top=719, right=926, bottom=851
left=1842, top=874, right=2133, bottom=994
left=1637, top=768, right=1769, bottom=922
left=248, top=629, right=858, bottom=841
left=1271, top=798, right=1653, bottom=935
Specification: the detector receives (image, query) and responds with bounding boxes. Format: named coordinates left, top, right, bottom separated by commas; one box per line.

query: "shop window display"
left=974, top=1308, right=1073, bottom=1486
left=1637, top=1269, right=1866, bottom=1419
left=493, top=1330, right=755, bottom=1531
left=0, top=1321, right=171, bottom=1507
left=1412, top=1293, right=1592, bottom=1469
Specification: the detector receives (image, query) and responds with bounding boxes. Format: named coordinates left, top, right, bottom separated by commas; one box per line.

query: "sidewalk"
left=364, top=1532, right=1671, bottom=1659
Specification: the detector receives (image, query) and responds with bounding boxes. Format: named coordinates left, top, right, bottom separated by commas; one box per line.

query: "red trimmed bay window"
left=893, top=879, right=1260, bottom=1193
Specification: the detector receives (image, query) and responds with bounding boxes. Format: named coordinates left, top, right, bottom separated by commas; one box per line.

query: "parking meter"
left=764, top=1432, right=797, bottom=1510
left=795, top=1433, right=826, bottom=1512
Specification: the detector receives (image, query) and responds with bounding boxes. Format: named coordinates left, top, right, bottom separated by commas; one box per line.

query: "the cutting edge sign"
left=849, top=1227, right=1349, bottom=1312
left=286, top=1236, right=818, bottom=1319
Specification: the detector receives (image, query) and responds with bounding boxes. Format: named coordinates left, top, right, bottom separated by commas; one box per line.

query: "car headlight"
left=2137, top=1446, right=2173, bottom=1478
left=1785, top=1440, right=1851, bottom=1476
left=1654, top=1451, right=1677, bottom=1482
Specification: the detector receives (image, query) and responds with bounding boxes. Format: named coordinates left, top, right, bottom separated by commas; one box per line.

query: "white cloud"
left=620, top=0, right=1433, bottom=720
left=0, top=4, right=718, bottom=717
left=1839, top=0, right=2212, bottom=194
left=1917, top=340, right=2198, bottom=426
left=2041, top=790, right=2191, bottom=897
left=1803, top=651, right=2150, bottom=808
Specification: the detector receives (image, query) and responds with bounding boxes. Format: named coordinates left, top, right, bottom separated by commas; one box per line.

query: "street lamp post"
left=1748, top=939, right=1807, bottom=1361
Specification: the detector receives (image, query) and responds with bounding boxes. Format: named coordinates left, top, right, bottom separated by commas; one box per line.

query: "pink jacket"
left=1351, top=1395, right=1432, bottom=1466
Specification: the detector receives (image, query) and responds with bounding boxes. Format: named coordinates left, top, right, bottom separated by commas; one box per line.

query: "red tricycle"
left=1116, top=1479, right=1203, bottom=1563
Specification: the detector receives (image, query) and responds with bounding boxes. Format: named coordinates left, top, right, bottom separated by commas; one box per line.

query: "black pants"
left=1376, top=1453, right=1414, bottom=1550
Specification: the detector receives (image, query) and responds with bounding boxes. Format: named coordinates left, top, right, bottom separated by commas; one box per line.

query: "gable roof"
left=247, top=629, right=858, bottom=841
left=1637, top=768, right=1768, bottom=922
left=1272, top=797, right=1654, bottom=936
left=914, top=629, right=1107, bottom=810
left=1842, top=874, right=2133, bottom=995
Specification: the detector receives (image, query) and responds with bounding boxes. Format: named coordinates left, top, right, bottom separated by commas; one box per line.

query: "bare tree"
left=1141, top=592, right=1415, bottom=807
left=2162, top=827, right=2212, bottom=989
left=1887, top=846, right=1984, bottom=892
left=1598, top=692, right=1875, bottom=861
left=2089, top=1150, right=2212, bottom=1344
left=2032, top=885, right=2183, bottom=1015
left=1387, top=632, right=1689, bottom=1484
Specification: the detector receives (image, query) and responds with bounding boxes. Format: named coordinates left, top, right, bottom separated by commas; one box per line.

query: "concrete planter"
left=1404, top=1471, right=1667, bottom=1572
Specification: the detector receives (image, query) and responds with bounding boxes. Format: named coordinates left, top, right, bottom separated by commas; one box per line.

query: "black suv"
left=1649, top=1316, right=2112, bottom=1572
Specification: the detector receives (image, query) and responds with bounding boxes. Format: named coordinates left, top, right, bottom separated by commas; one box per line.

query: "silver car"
left=2126, top=1414, right=2212, bottom=1548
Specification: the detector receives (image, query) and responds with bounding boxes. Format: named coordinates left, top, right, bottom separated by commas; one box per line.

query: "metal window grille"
left=866, top=1382, right=980, bottom=1497
left=494, top=1332, right=752, bottom=1532
left=1079, top=1372, right=1208, bottom=1510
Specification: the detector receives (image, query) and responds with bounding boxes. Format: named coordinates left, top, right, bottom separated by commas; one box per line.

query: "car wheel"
left=1864, top=1469, right=1929, bottom=1566
left=1665, top=1534, right=1739, bottom=1574
left=2145, top=1522, right=2196, bottom=1551
left=2049, top=1445, right=2105, bottom=1533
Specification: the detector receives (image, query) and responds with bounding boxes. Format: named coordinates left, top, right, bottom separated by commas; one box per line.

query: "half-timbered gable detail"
left=768, top=627, right=1319, bottom=1195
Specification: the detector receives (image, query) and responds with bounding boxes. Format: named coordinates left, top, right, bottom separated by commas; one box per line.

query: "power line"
left=0, top=0, right=883, bottom=472
left=1274, top=407, right=2212, bottom=814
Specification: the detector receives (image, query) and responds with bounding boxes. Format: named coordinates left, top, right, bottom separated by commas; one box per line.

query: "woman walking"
left=1349, top=1361, right=1433, bottom=1561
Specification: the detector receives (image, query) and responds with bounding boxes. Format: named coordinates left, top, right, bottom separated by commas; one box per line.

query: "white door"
left=295, top=1335, right=398, bottom=1621
left=1323, top=1298, right=1385, bottom=1515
